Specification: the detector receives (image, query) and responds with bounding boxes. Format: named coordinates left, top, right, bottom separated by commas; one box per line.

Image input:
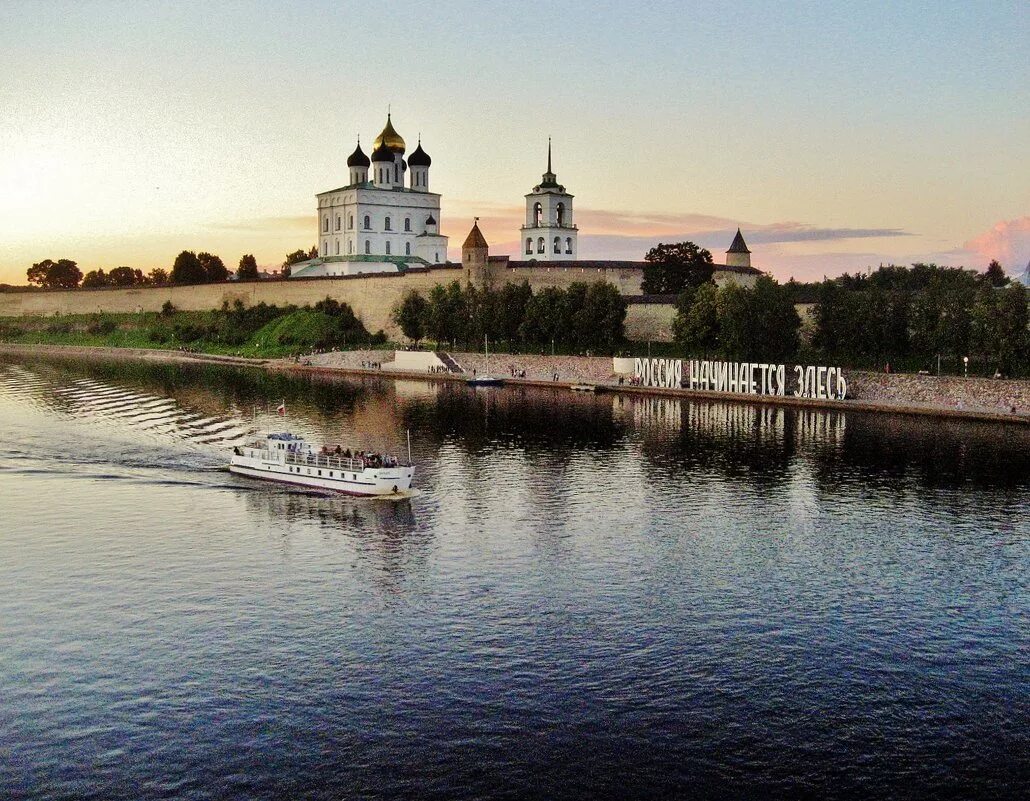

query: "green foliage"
left=108, top=266, right=144, bottom=286
left=171, top=251, right=206, bottom=285
left=641, top=242, right=714, bottom=295
left=808, top=262, right=1029, bottom=374
left=160, top=300, right=177, bottom=317
left=82, top=269, right=109, bottom=289
left=395, top=279, right=627, bottom=354
left=149, top=268, right=169, bottom=285
left=237, top=254, right=259, bottom=281
left=27, top=258, right=82, bottom=289
left=674, top=283, right=720, bottom=355
left=198, top=252, right=228, bottom=283
left=672, top=277, right=799, bottom=362
left=981, top=260, right=1009, bottom=288
left=86, top=316, right=117, bottom=335
left=393, top=290, right=429, bottom=343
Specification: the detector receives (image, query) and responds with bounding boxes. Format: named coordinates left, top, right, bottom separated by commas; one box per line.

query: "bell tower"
left=520, top=139, right=577, bottom=261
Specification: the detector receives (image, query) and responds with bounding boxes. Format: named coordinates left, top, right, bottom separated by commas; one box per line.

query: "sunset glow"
left=1, top=0, right=1027, bottom=283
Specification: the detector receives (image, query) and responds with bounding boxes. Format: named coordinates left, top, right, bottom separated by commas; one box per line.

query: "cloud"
left=962, top=216, right=1030, bottom=268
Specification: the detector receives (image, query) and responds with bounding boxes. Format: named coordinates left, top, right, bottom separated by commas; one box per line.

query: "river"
left=1, top=354, right=1027, bottom=800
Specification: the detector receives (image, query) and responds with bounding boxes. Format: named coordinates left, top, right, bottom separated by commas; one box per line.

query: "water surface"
left=1, top=355, right=1027, bottom=800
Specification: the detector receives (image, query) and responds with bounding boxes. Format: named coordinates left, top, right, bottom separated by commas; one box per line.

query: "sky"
left=1, top=0, right=1027, bottom=284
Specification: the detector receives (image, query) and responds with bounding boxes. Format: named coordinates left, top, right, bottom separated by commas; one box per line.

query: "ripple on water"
left=0, top=356, right=1028, bottom=800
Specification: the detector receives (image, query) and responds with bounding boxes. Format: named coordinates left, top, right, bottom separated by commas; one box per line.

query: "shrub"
left=86, top=317, right=117, bottom=335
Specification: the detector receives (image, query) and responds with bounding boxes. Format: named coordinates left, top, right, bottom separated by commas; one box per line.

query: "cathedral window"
left=335, top=240, right=340, bottom=255
left=363, top=215, right=371, bottom=230
left=537, top=237, right=545, bottom=254
left=525, top=238, right=532, bottom=255
left=405, top=242, right=411, bottom=255
left=435, top=252, right=439, bottom=262
left=385, top=217, right=391, bottom=231
left=394, top=164, right=399, bottom=183
left=347, top=240, right=353, bottom=254
left=565, top=237, right=573, bottom=254
left=335, top=215, right=341, bottom=231
left=556, top=203, right=565, bottom=226
left=404, top=218, right=411, bottom=232
left=365, top=240, right=370, bottom=254
left=386, top=241, right=391, bottom=255
left=533, top=202, right=542, bottom=226
left=553, top=237, right=561, bottom=254
left=323, top=216, right=329, bottom=233
left=348, top=215, right=354, bottom=230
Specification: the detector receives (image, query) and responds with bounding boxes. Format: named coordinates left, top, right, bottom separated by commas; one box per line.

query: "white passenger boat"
left=230, top=432, right=414, bottom=496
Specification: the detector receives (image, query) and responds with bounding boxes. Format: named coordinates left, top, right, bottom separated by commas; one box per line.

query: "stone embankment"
left=3, top=343, right=1027, bottom=424
left=297, top=349, right=1030, bottom=423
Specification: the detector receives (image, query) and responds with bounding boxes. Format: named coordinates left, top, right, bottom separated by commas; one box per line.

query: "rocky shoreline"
left=2, top=342, right=1027, bottom=425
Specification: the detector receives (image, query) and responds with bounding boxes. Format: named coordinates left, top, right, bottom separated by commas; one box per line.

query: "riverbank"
left=2, top=342, right=1027, bottom=425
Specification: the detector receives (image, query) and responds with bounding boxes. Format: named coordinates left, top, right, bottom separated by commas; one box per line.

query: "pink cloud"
left=962, top=216, right=1030, bottom=268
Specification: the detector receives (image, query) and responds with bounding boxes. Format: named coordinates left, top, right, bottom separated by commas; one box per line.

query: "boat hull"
left=229, top=458, right=414, bottom=496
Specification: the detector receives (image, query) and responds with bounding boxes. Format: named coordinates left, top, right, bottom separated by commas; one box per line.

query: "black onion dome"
left=426, top=214, right=437, bottom=225
left=347, top=142, right=370, bottom=168
left=371, top=140, right=394, bottom=162
left=408, top=141, right=431, bottom=167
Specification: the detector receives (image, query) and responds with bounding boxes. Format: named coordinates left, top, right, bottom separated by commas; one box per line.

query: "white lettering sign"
left=634, top=359, right=848, bottom=400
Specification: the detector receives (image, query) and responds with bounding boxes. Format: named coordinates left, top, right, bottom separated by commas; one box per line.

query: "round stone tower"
left=726, top=228, right=752, bottom=268
left=462, top=218, right=490, bottom=287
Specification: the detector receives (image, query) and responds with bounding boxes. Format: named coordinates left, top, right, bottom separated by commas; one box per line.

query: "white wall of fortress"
left=0, top=268, right=703, bottom=344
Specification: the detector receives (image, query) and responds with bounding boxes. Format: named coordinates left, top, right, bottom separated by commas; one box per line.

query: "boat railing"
left=281, top=451, right=407, bottom=471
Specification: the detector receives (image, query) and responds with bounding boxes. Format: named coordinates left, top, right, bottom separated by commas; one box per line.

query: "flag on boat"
left=276, top=400, right=285, bottom=416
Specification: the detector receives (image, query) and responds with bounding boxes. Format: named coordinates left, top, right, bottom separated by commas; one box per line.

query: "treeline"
left=671, top=259, right=1028, bottom=376
left=21, top=247, right=319, bottom=290
left=810, top=262, right=1028, bottom=374
left=393, top=280, right=627, bottom=353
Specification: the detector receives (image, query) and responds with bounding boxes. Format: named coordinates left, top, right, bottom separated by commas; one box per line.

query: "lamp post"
left=963, top=356, right=969, bottom=378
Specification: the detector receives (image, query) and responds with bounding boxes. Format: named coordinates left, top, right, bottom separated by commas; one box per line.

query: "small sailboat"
left=466, top=335, right=505, bottom=387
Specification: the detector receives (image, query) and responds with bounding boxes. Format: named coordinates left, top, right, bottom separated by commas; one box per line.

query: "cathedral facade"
left=291, top=114, right=449, bottom=278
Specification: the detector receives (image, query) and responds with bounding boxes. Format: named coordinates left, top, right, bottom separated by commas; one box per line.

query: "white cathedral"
left=291, top=114, right=449, bottom=278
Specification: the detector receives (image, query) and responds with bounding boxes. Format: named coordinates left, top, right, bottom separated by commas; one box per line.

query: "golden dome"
left=372, top=113, right=406, bottom=154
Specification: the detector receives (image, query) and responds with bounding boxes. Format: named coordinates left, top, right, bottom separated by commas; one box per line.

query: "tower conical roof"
left=727, top=228, right=751, bottom=254
left=462, top=219, right=488, bottom=249
left=372, top=113, right=406, bottom=154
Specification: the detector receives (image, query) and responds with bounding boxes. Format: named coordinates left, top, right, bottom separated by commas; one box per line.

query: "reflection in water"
left=1, top=354, right=1029, bottom=801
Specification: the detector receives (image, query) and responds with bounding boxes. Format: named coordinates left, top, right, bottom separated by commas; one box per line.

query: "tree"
left=197, top=252, right=228, bottom=282
left=26, top=259, right=82, bottom=289
left=717, top=277, right=800, bottom=362
left=283, top=249, right=310, bottom=278
left=393, top=290, right=429, bottom=343
left=108, top=266, right=144, bottom=286
left=237, top=254, right=259, bottom=281
left=520, top=286, right=569, bottom=347
left=576, top=282, right=626, bottom=352
left=497, top=281, right=533, bottom=345
left=171, top=251, right=206, bottom=285
left=425, top=284, right=452, bottom=345
left=981, top=260, right=1009, bottom=288
left=641, top=242, right=714, bottom=295
left=81, top=269, right=109, bottom=289
left=674, top=282, right=720, bottom=355
left=971, top=282, right=1028, bottom=374
left=909, top=272, right=976, bottom=360
left=148, top=268, right=168, bottom=285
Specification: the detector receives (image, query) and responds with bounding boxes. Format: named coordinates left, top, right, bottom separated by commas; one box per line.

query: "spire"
left=462, top=217, right=489, bottom=249
left=727, top=228, right=751, bottom=254
left=539, top=138, right=558, bottom=188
